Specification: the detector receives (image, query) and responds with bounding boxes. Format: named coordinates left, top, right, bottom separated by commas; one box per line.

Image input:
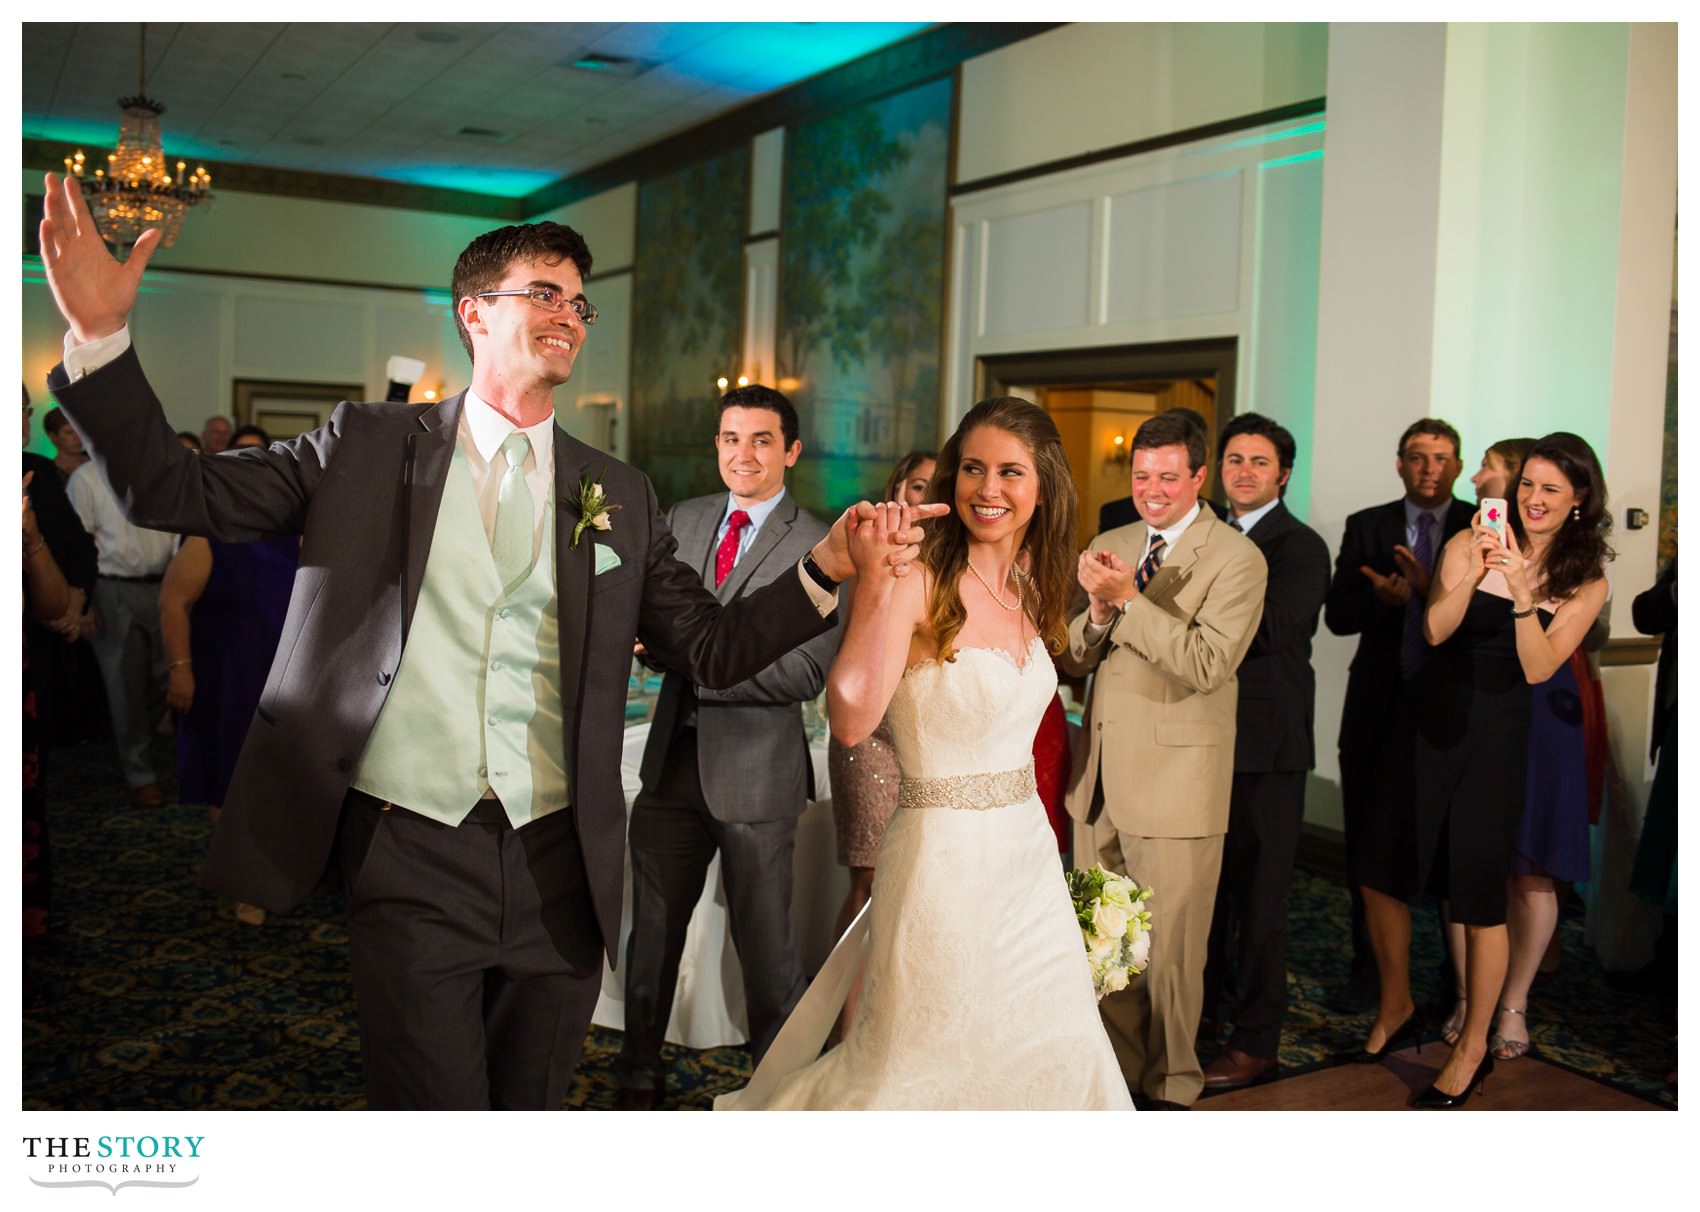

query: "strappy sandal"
left=1489, top=1006, right=1530, bottom=1059
left=1441, top=994, right=1468, bottom=1047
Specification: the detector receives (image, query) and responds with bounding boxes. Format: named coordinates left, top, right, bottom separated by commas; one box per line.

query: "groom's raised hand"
left=813, top=499, right=950, bottom=583
left=39, top=172, right=162, bottom=344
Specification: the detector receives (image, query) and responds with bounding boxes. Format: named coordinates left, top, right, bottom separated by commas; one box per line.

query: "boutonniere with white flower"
left=1067, top=864, right=1153, bottom=999
left=571, top=469, right=620, bottom=549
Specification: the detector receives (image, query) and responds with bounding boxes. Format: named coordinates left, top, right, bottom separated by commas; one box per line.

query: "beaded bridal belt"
left=896, top=760, right=1037, bottom=812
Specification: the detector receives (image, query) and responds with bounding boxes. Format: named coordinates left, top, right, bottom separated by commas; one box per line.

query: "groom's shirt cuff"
left=796, top=563, right=838, bottom=616
left=62, top=325, right=132, bottom=379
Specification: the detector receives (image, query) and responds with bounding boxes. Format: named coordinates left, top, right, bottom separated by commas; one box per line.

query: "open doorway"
left=979, top=338, right=1236, bottom=551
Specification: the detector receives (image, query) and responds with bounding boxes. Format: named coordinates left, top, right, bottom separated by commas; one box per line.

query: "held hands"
left=815, top=499, right=950, bottom=583
left=1077, top=549, right=1135, bottom=625
left=39, top=172, right=162, bottom=343
left=1359, top=564, right=1412, bottom=608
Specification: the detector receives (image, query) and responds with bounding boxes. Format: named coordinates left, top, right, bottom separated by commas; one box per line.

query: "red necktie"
left=715, top=509, right=751, bottom=587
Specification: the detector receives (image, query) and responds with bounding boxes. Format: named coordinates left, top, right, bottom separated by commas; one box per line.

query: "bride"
left=719, top=397, right=1134, bottom=1110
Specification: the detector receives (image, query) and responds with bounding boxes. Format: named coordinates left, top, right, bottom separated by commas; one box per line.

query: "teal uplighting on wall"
left=1428, top=24, right=1630, bottom=468
left=381, top=166, right=561, bottom=197
left=1250, top=150, right=1325, bottom=523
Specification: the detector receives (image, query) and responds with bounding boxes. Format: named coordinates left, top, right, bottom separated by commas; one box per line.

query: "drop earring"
left=1572, top=505, right=1581, bottom=521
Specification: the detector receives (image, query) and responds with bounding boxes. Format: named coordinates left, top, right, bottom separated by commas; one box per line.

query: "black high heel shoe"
left=1411, top=1051, right=1493, bottom=1108
left=1352, top=1009, right=1424, bottom=1064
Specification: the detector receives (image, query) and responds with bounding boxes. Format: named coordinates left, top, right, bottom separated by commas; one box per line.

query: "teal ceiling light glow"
left=671, top=23, right=931, bottom=92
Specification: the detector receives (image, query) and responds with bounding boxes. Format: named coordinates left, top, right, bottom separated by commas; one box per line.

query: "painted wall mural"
left=630, top=146, right=750, bottom=511
left=778, top=76, right=951, bottom=516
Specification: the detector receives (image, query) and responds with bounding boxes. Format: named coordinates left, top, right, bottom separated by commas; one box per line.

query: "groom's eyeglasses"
left=474, top=287, right=598, bottom=326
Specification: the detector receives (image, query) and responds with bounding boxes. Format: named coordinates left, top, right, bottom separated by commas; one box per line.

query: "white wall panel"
left=131, top=291, right=226, bottom=435
left=981, top=202, right=1093, bottom=337
left=1104, top=171, right=1244, bottom=325
left=233, top=297, right=366, bottom=379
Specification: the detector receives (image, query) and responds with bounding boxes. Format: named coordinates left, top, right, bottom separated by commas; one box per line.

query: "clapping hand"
left=39, top=172, right=161, bottom=343
left=1359, top=564, right=1412, bottom=607
left=1077, top=549, right=1135, bottom=626
left=1392, top=544, right=1433, bottom=598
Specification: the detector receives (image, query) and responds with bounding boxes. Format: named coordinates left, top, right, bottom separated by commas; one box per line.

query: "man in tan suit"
left=1062, top=410, right=1267, bottom=1108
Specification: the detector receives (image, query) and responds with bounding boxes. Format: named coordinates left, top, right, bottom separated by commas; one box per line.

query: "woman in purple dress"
left=159, top=427, right=299, bottom=925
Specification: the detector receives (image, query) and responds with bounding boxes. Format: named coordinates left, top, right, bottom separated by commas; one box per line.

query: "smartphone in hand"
left=1479, top=498, right=1509, bottom=545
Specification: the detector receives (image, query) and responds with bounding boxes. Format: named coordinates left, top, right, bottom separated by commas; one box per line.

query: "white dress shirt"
left=65, top=462, right=177, bottom=577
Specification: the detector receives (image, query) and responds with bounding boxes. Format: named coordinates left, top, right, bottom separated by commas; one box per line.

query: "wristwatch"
left=801, top=550, right=841, bottom=593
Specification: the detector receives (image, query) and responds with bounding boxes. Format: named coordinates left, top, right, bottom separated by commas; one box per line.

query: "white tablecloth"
left=590, top=722, right=846, bottom=1049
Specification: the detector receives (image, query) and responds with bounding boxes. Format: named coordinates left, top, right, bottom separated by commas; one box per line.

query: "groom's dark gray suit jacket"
left=49, top=347, right=835, bottom=963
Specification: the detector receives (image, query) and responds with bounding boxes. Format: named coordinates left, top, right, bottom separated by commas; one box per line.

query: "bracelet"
left=23, top=539, right=46, bottom=558
left=168, top=658, right=192, bottom=670
left=1511, top=605, right=1537, bottom=619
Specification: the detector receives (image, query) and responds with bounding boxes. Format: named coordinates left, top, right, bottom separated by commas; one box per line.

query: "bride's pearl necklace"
left=966, top=559, right=1024, bottom=612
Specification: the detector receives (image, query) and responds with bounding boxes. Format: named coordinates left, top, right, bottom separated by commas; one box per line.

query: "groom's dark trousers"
left=52, top=347, right=835, bottom=1109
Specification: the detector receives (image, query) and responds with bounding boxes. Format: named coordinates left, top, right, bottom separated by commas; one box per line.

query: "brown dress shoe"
left=130, top=783, right=164, bottom=807
left=612, top=1087, right=660, bottom=1111
left=1201, top=1047, right=1278, bottom=1092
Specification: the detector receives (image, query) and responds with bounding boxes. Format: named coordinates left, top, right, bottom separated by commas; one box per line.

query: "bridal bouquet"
left=1067, top=865, right=1153, bottom=1000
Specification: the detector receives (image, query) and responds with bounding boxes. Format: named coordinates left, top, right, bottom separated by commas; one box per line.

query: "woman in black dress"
left=1354, top=432, right=1611, bottom=1106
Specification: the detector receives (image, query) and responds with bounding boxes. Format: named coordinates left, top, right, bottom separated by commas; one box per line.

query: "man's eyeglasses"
left=474, top=287, right=598, bottom=325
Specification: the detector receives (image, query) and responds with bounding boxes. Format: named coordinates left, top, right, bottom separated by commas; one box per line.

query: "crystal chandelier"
left=63, top=24, right=211, bottom=250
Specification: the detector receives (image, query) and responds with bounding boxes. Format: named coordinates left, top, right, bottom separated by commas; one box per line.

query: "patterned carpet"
left=22, top=737, right=1676, bottom=1110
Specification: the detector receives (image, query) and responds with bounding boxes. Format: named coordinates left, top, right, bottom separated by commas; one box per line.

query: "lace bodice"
left=883, top=636, right=1056, bottom=780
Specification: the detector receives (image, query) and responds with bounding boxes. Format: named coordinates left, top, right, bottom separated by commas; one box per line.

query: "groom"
left=37, top=173, right=938, bottom=1109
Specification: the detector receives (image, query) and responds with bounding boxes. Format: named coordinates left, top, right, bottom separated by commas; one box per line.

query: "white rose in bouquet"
left=1102, top=964, right=1131, bottom=994
left=1128, top=928, right=1152, bottom=973
left=1092, top=901, right=1129, bottom=940
left=1099, top=877, right=1135, bottom=909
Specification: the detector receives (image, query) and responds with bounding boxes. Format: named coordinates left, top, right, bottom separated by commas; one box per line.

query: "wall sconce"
left=715, top=373, right=754, bottom=392
left=1107, top=432, right=1130, bottom=467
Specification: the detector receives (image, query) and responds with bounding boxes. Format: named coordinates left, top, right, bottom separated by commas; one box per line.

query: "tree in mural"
left=777, top=105, right=907, bottom=386
left=631, top=149, right=749, bottom=507
left=838, top=209, right=943, bottom=449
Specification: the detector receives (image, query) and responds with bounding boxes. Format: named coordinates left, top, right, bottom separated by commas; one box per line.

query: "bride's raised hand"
left=847, top=500, right=911, bottom=580
left=39, top=172, right=162, bottom=343
left=817, top=499, right=948, bottom=582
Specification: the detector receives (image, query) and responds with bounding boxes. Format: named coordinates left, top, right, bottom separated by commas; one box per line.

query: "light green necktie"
left=492, top=431, right=534, bottom=587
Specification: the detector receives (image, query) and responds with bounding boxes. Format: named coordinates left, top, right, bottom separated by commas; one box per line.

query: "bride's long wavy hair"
left=919, top=397, right=1079, bottom=661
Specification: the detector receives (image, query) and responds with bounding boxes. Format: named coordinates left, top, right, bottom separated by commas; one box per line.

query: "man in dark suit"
left=613, top=387, right=840, bottom=1110
left=1199, top=414, right=1330, bottom=1091
left=24, top=387, right=101, bottom=746
left=38, top=173, right=936, bottom=1109
left=1323, top=417, right=1473, bottom=1010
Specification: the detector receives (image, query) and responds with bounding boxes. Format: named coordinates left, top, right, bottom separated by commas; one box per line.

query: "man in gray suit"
left=614, top=386, right=840, bottom=1110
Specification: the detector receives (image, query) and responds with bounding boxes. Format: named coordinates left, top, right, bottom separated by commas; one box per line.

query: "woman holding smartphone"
left=1354, top=432, right=1611, bottom=1107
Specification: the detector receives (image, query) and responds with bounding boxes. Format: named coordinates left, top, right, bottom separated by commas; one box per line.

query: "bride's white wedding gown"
left=718, top=637, right=1134, bottom=1110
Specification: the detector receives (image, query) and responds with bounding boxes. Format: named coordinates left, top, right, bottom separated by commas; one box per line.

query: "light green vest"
left=353, top=444, right=567, bottom=826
